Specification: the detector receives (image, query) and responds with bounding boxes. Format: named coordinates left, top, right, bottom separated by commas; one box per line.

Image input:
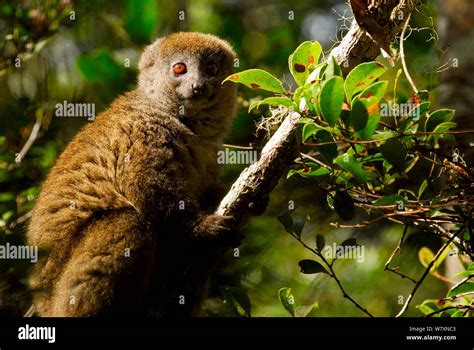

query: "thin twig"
left=384, top=224, right=417, bottom=283
left=396, top=227, right=464, bottom=317
left=17, top=117, right=42, bottom=163
left=222, top=143, right=256, bottom=150
left=400, top=13, right=418, bottom=94
left=300, top=152, right=332, bottom=170
left=292, top=235, right=373, bottom=317
left=302, top=130, right=474, bottom=147
left=424, top=305, right=473, bottom=318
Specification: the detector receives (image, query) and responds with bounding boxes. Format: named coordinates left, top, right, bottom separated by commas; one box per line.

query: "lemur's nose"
left=192, top=83, right=206, bottom=96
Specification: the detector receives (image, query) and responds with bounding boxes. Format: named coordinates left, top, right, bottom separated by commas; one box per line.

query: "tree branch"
left=216, top=0, right=418, bottom=222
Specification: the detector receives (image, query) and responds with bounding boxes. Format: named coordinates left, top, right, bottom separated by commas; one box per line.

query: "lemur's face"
left=138, top=32, right=236, bottom=112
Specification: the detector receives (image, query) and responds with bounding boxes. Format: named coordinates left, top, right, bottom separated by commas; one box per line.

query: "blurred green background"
left=0, top=0, right=460, bottom=317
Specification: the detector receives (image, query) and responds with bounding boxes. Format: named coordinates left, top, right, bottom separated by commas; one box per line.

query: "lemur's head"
left=138, top=32, right=237, bottom=122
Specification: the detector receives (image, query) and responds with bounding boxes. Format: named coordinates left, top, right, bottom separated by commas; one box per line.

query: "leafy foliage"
left=226, top=39, right=473, bottom=317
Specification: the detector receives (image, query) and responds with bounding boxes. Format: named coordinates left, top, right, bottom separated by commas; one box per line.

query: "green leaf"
left=341, top=238, right=357, bottom=247
left=298, top=259, right=329, bottom=274
left=333, top=191, right=354, bottom=221
left=316, top=234, right=325, bottom=251
left=455, top=270, right=474, bottom=278
left=293, top=217, right=307, bottom=239
left=287, top=163, right=330, bottom=179
left=411, top=90, right=430, bottom=104
left=301, top=123, right=321, bottom=142
left=2, top=210, right=14, bottom=221
left=447, top=280, right=474, bottom=298
left=124, top=0, right=158, bottom=43
left=248, top=97, right=297, bottom=113
left=295, top=303, right=318, bottom=317
left=430, top=122, right=457, bottom=137
left=219, top=286, right=251, bottom=317
left=407, top=101, right=430, bottom=121
left=374, top=194, right=407, bottom=206
left=324, top=56, right=342, bottom=80
left=335, top=153, right=368, bottom=183
left=425, top=109, right=455, bottom=132
left=76, top=49, right=124, bottom=84
left=319, top=76, right=344, bottom=127
left=418, top=180, right=428, bottom=200
left=356, top=97, right=381, bottom=140
left=223, top=69, right=284, bottom=94
left=315, top=130, right=337, bottom=164
left=451, top=310, right=466, bottom=318
left=0, top=192, right=15, bottom=202
left=357, top=81, right=388, bottom=103
left=350, top=99, right=368, bottom=132
left=416, top=300, right=438, bottom=315
left=380, top=139, right=407, bottom=169
left=303, top=84, right=321, bottom=114
left=305, top=63, right=327, bottom=85
left=277, top=212, right=293, bottom=234
left=418, top=247, right=436, bottom=272
left=345, top=61, right=386, bottom=102
left=278, top=287, right=296, bottom=317
left=289, top=41, right=323, bottom=86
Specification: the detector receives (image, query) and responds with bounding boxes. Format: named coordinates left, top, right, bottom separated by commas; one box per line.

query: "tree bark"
left=216, top=0, right=417, bottom=221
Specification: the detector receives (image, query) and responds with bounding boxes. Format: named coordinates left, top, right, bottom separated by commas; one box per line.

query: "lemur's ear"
left=138, top=38, right=164, bottom=70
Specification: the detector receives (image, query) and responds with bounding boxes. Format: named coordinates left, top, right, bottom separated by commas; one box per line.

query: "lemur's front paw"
left=193, top=214, right=242, bottom=246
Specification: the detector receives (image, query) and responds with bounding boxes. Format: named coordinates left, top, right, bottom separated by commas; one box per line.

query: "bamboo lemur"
left=27, top=32, right=239, bottom=317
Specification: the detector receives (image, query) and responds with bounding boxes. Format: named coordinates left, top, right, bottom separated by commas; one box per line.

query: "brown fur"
left=27, top=32, right=237, bottom=316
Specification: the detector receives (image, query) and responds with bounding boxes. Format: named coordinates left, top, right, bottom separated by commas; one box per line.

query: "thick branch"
left=216, top=0, right=417, bottom=220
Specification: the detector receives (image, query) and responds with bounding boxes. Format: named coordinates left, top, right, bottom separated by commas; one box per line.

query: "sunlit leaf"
left=356, top=96, right=381, bottom=140
left=224, top=69, right=285, bottom=94
left=319, top=76, right=344, bottom=127
left=345, top=61, right=386, bottom=102
left=289, top=41, right=323, bottom=86
left=418, top=247, right=436, bottom=272
left=324, top=56, right=342, bottom=80
left=248, top=97, right=296, bottom=113
left=357, top=81, right=388, bottom=103
left=278, top=287, right=296, bottom=317
left=447, top=280, right=474, bottom=298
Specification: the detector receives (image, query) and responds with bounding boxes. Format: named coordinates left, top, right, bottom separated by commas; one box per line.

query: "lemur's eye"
left=206, top=63, right=219, bottom=76
left=172, top=63, right=187, bottom=75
